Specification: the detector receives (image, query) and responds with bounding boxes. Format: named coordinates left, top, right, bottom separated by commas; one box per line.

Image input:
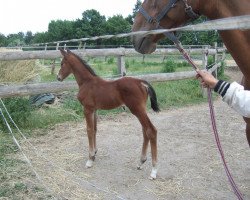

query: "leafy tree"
left=75, top=9, right=106, bottom=46
left=104, top=15, right=131, bottom=46
left=48, top=20, right=75, bottom=42
left=32, top=32, right=49, bottom=44
left=126, top=0, right=142, bottom=24
left=0, top=33, right=7, bottom=46
left=24, top=31, right=34, bottom=45
left=6, top=32, right=25, bottom=46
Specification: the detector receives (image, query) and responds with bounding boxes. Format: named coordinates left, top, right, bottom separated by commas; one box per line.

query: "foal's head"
left=57, top=48, right=73, bottom=81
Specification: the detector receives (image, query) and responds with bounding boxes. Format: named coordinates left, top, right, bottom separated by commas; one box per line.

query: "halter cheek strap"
left=139, top=0, right=179, bottom=24
left=182, top=0, right=200, bottom=19
left=139, top=0, right=200, bottom=44
left=139, top=0, right=199, bottom=25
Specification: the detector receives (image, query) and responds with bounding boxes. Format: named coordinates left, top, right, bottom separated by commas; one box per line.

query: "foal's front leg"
left=84, top=108, right=96, bottom=168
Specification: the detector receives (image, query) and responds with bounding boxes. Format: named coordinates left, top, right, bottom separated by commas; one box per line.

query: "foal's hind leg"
left=132, top=109, right=158, bottom=179
left=84, top=108, right=96, bottom=168
left=93, top=111, right=98, bottom=154
left=137, top=127, right=149, bottom=170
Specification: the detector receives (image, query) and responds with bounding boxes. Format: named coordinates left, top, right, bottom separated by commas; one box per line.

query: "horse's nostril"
left=57, top=75, right=62, bottom=81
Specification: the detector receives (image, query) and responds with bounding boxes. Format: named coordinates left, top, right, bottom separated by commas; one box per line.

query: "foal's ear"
left=66, top=48, right=72, bottom=54
left=59, top=47, right=67, bottom=57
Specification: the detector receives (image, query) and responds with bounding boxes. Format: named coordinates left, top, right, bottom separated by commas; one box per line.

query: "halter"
left=139, top=0, right=200, bottom=43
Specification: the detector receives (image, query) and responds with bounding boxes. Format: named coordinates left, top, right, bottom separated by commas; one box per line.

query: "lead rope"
left=173, top=41, right=244, bottom=200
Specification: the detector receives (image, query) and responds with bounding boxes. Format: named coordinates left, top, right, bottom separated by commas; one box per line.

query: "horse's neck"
left=70, top=60, right=94, bottom=86
left=199, top=0, right=250, bottom=81
left=199, top=0, right=249, bottom=19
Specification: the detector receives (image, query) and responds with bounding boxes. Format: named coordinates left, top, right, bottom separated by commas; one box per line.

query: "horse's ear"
left=66, top=48, right=72, bottom=54
left=59, top=47, right=67, bottom=57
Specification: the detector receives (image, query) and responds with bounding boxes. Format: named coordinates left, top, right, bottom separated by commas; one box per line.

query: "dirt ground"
left=20, top=68, right=249, bottom=200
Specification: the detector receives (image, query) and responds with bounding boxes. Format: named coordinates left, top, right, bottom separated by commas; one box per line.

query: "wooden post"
left=142, top=54, right=145, bottom=63
left=117, top=55, right=126, bottom=76
left=43, top=45, right=47, bottom=65
left=56, top=43, right=59, bottom=50
left=78, top=41, right=83, bottom=49
left=51, top=59, right=56, bottom=75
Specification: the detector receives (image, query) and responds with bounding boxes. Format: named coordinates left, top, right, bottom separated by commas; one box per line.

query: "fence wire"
left=34, top=15, right=250, bottom=46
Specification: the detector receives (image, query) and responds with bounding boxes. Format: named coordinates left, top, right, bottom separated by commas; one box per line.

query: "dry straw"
left=0, top=48, right=39, bottom=84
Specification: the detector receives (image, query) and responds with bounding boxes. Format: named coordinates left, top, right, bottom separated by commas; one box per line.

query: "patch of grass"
left=152, top=79, right=206, bottom=110
left=0, top=97, right=32, bottom=132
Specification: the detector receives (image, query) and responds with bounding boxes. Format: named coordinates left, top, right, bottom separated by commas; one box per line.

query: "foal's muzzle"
left=57, top=74, right=63, bottom=82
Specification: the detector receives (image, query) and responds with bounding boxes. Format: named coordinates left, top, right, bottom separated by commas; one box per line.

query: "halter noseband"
left=139, top=0, right=199, bottom=43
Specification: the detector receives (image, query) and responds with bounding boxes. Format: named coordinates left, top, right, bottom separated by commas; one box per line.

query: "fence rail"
left=0, top=47, right=225, bottom=61
left=0, top=45, right=225, bottom=98
left=0, top=71, right=197, bottom=98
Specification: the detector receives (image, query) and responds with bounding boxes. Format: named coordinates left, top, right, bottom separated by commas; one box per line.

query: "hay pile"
left=0, top=48, right=39, bottom=84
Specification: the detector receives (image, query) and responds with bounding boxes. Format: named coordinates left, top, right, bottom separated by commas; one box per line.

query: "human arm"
left=196, top=70, right=250, bottom=118
left=217, top=81, right=250, bottom=118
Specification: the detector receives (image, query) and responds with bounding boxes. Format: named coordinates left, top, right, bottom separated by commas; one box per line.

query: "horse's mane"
left=71, top=52, right=97, bottom=76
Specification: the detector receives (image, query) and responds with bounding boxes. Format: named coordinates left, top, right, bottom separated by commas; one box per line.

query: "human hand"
left=196, top=70, right=218, bottom=89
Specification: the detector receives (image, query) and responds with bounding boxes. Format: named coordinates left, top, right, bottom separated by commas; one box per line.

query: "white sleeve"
left=222, top=82, right=250, bottom=118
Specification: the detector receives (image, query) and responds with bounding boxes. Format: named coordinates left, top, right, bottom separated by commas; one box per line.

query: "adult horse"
left=57, top=48, right=160, bottom=179
left=132, top=0, right=250, bottom=146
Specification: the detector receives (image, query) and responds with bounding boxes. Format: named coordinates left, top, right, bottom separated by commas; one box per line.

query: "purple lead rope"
left=175, top=42, right=244, bottom=200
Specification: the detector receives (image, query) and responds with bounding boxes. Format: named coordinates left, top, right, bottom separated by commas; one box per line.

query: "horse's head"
left=132, top=0, right=199, bottom=54
left=57, top=48, right=73, bottom=82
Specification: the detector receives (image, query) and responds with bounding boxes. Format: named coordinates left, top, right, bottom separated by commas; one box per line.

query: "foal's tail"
left=142, top=80, right=160, bottom=112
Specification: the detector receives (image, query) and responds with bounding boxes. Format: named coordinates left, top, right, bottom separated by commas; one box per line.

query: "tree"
left=104, top=15, right=131, bottom=46
left=24, top=31, right=34, bottom=45
left=126, top=0, right=142, bottom=24
left=6, top=32, right=25, bottom=46
left=0, top=34, right=7, bottom=47
left=48, top=20, right=75, bottom=42
left=32, top=32, right=49, bottom=44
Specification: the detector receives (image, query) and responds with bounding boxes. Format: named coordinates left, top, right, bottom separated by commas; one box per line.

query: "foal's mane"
left=70, top=51, right=97, bottom=76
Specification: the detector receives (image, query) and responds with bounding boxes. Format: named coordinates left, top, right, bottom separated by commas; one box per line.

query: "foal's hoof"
left=149, top=168, right=157, bottom=180
left=85, top=159, right=93, bottom=168
left=149, top=174, right=156, bottom=180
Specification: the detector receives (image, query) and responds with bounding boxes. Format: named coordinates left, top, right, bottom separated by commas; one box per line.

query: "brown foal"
left=57, top=48, right=160, bottom=179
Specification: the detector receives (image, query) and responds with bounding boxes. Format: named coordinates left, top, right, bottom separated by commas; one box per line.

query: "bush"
left=0, top=97, right=31, bottom=131
left=107, top=57, right=114, bottom=64
left=161, top=59, right=176, bottom=73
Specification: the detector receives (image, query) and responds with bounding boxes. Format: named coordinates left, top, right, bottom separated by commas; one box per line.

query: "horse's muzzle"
left=57, top=75, right=62, bottom=82
left=132, top=35, right=156, bottom=54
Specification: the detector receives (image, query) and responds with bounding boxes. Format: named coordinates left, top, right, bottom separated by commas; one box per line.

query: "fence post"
left=117, top=55, right=126, bottom=76
left=78, top=41, right=83, bottom=49
left=56, top=43, right=59, bottom=50
left=43, top=45, right=48, bottom=65
left=51, top=59, right=56, bottom=75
